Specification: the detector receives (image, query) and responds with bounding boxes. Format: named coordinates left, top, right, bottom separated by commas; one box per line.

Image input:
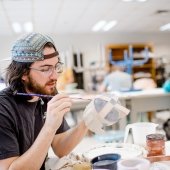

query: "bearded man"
left=0, top=33, right=88, bottom=170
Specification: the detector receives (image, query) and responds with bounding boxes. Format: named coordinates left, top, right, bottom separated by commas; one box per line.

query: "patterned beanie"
left=11, top=32, right=59, bottom=62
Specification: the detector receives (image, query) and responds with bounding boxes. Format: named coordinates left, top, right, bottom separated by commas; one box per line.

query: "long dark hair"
left=5, top=61, right=32, bottom=92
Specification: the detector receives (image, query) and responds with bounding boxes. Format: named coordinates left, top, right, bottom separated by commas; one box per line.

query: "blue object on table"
left=119, top=88, right=142, bottom=92
left=163, top=79, right=170, bottom=92
left=94, top=130, right=124, bottom=143
left=91, top=153, right=121, bottom=170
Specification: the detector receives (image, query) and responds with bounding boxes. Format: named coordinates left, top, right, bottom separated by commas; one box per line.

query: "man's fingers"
left=49, top=94, right=70, bottom=104
left=60, top=107, right=71, bottom=115
left=52, top=101, right=72, bottom=112
left=48, top=98, right=72, bottom=110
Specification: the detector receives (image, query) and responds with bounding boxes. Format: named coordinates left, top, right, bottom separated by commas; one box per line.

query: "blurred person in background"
left=99, top=64, right=132, bottom=92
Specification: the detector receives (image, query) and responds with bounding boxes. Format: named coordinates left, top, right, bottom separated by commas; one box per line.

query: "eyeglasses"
left=29, top=62, right=64, bottom=76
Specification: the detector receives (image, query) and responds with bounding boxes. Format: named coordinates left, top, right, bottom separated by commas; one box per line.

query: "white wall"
left=1, top=32, right=170, bottom=89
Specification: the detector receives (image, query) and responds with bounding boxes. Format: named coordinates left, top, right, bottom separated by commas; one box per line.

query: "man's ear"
left=21, top=72, right=28, bottom=81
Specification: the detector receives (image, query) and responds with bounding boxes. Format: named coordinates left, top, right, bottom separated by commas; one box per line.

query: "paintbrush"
left=14, top=92, right=91, bottom=101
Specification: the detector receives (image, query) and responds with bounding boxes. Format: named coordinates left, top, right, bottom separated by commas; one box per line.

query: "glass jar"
left=146, top=133, right=165, bottom=157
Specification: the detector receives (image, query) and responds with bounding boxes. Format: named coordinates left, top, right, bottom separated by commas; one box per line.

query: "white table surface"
left=46, top=137, right=170, bottom=170
left=48, top=136, right=170, bottom=158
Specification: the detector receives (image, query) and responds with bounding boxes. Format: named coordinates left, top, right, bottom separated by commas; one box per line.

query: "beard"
left=24, top=75, right=57, bottom=96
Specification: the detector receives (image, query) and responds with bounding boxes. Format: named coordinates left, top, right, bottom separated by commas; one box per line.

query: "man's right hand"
left=45, top=94, right=72, bottom=131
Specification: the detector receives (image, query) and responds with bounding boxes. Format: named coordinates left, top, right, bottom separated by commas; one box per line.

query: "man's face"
left=22, top=47, right=60, bottom=95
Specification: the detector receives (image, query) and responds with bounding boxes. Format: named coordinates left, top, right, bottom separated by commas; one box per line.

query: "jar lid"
left=146, top=133, right=165, bottom=140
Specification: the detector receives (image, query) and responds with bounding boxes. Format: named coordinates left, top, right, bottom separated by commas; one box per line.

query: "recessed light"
left=103, top=20, right=117, bottom=31
left=92, top=20, right=106, bottom=32
left=122, top=0, right=133, bottom=2
left=160, top=23, right=170, bottom=31
left=12, top=22, right=22, bottom=33
left=122, top=0, right=148, bottom=2
left=24, top=22, right=33, bottom=33
left=137, top=0, right=148, bottom=2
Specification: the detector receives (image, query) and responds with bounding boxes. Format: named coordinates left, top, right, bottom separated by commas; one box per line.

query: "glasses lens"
left=55, top=63, right=63, bottom=73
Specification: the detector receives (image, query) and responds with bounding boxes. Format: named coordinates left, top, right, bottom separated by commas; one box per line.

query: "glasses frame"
left=29, top=62, right=64, bottom=76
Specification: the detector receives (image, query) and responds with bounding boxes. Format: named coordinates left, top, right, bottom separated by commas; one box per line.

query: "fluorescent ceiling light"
left=122, top=0, right=133, bottom=2
left=12, top=22, right=22, bottom=33
left=137, top=0, right=148, bottom=2
left=103, top=20, right=117, bottom=31
left=92, top=20, right=106, bottom=32
left=160, top=23, right=170, bottom=31
left=122, top=0, right=148, bottom=1
left=24, top=22, right=33, bottom=33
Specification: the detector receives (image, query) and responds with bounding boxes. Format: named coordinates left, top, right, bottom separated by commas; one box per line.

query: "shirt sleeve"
left=56, top=118, right=70, bottom=134
left=0, top=105, right=20, bottom=159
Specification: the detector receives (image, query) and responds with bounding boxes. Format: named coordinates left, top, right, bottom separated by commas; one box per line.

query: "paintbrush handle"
left=16, top=92, right=91, bottom=101
left=16, top=92, right=53, bottom=98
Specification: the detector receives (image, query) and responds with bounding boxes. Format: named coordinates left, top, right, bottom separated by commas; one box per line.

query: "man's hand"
left=45, top=94, right=72, bottom=131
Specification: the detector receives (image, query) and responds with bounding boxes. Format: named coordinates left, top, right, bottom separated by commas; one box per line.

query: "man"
left=99, top=65, right=132, bottom=92
left=0, top=33, right=88, bottom=170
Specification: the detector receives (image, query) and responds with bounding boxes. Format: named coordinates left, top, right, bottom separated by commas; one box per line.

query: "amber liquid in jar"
left=146, top=134, right=165, bottom=157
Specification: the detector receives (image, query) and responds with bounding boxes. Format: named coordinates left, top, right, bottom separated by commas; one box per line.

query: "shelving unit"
left=73, top=52, right=84, bottom=89
left=106, top=44, right=156, bottom=81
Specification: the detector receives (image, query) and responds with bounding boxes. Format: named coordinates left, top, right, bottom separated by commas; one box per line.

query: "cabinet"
left=105, top=44, right=156, bottom=81
left=73, top=52, right=84, bottom=89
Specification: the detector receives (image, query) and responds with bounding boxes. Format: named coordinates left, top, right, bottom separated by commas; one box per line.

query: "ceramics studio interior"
left=1, top=0, right=170, bottom=170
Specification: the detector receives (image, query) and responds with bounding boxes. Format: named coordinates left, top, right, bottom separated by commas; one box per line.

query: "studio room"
left=0, top=0, right=170, bottom=169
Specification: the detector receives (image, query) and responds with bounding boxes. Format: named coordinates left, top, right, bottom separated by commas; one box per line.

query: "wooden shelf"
left=105, top=43, right=156, bottom=81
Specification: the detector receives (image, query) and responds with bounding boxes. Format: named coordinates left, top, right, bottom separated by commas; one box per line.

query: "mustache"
left=46, top=80, right=57, bottom=85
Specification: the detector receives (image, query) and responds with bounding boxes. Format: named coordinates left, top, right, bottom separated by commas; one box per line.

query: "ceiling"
left=0, top=0, right=170, bottom=36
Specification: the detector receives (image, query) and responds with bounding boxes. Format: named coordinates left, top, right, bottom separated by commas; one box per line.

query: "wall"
left=1, top=32, right=170, bottom=89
